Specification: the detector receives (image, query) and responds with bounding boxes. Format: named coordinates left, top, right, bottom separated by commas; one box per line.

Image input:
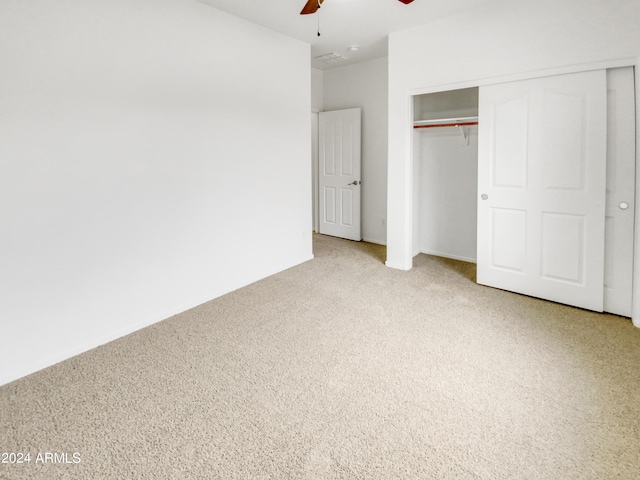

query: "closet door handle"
left=481, top=194, right=488, bottom=200
left=348, top=180, right=361, bottom=186
left=619, top=202, right=629, bottom=210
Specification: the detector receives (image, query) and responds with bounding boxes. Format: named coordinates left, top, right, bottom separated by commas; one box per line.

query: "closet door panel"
left=490, top=207, right=527, bottom=272
left=542, top=91, right=588, bottom=190
left=492, top=95, right=529, bottom=189
left=541, top=212, right=586, bottom=284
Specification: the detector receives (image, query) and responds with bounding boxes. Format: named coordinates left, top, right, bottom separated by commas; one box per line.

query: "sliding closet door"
left=477, top=70, right=607, bottom=312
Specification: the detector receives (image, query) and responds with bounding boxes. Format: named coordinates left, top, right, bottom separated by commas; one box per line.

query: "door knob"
left=481, top=194, right=488, bottom=200
left=619, top=202, right=629, bottom=210
left=348, top=180, right=361, bottom=186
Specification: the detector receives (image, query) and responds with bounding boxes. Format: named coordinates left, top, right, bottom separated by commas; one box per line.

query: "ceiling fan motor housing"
left=301, top=0, right=413, bottom=15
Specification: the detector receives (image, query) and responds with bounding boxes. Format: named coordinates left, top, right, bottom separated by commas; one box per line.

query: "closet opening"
left=412, top=87, right=479, bottom=264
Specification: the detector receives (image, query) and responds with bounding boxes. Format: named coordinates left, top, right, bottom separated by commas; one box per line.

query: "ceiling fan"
left=301, top=0, right=414, bottom=15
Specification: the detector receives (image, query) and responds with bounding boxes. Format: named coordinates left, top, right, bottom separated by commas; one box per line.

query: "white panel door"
left=604, top=67, right=636, bottom=317
left=477, top=70, right=607, bottom=311
left=319, top=108, right=362, bottom=241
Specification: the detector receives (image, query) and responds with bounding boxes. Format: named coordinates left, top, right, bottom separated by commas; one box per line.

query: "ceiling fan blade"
left=300, top=0, right=324, bottom=15
left=398, top=0, right=414, bottom=4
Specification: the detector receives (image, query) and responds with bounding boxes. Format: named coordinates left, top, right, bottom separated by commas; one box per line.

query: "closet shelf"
left=413, top=116, right=478, bottom=129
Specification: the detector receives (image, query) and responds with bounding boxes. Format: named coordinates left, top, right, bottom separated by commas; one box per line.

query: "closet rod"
left=413, top=121, right=478, bottom=129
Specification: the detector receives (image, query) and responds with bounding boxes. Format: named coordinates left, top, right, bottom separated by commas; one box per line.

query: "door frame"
left=633, top=54, right=640, bottom=328
left=400, top=57, right=640, bottom=326
left=311, top=111, right=319, bottom=233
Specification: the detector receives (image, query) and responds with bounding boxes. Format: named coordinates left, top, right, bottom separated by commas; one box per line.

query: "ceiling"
left=197, top=0, right=496, bottom=70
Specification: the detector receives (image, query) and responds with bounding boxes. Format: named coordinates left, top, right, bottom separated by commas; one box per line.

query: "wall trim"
left=407, top=57, right=638, bottom=97
left=362, top=237, right=386, bottom=246
left=633, top=58, right=640, bottom=328
left=417, top=249, right=476, bottom=264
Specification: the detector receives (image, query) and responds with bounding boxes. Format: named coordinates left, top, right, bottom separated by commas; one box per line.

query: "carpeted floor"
left=1, top=233, right=639, bottom=479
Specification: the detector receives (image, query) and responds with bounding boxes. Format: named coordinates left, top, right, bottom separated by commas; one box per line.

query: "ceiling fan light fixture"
left=300, top=0, right=324, bottom=15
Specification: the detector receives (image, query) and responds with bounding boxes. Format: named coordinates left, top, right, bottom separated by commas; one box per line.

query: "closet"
left=412, top=68, right=635, bottom=317
left=412, top=87, right=479, bottom=263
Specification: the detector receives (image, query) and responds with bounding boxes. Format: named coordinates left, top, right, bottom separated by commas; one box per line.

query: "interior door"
left=318, top=108, right=362, bottom=241
left=604, top=67, right=636, bottom=317
left=477, top=70, right=607, bottom=312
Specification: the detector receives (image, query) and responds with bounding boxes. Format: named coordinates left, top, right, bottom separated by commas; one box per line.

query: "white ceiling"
left=197, top=0, right=497, bottom=70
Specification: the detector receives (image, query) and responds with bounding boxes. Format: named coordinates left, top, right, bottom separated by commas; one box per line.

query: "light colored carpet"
left=1, top=233, right=639, bottom=479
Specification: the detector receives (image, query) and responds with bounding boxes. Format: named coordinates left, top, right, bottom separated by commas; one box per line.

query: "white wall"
left=416, top=129, right=478, bottom=261
left=323, top=58, right=388, bottom=244
left=311, top=68, right=324, bottom=113
left=0, top=0, right=312, bottom=385
left=310, top=69, right=323, bottom=232
left=387, top=0, right=640, bottom=270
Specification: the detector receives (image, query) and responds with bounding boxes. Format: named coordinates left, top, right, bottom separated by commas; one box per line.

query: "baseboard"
left=385, top=260, right=411, bottom=271
left=362, top=237, right=386, bottom=246
left=418, top=249, right=477, bottom=264
left=0, top=312, right=176, bottom=387
left=0, top=253, right=315, bottom=387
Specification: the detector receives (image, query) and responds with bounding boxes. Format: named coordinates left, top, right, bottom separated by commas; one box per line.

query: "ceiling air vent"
left=314, top=52, right=348, bottom=63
